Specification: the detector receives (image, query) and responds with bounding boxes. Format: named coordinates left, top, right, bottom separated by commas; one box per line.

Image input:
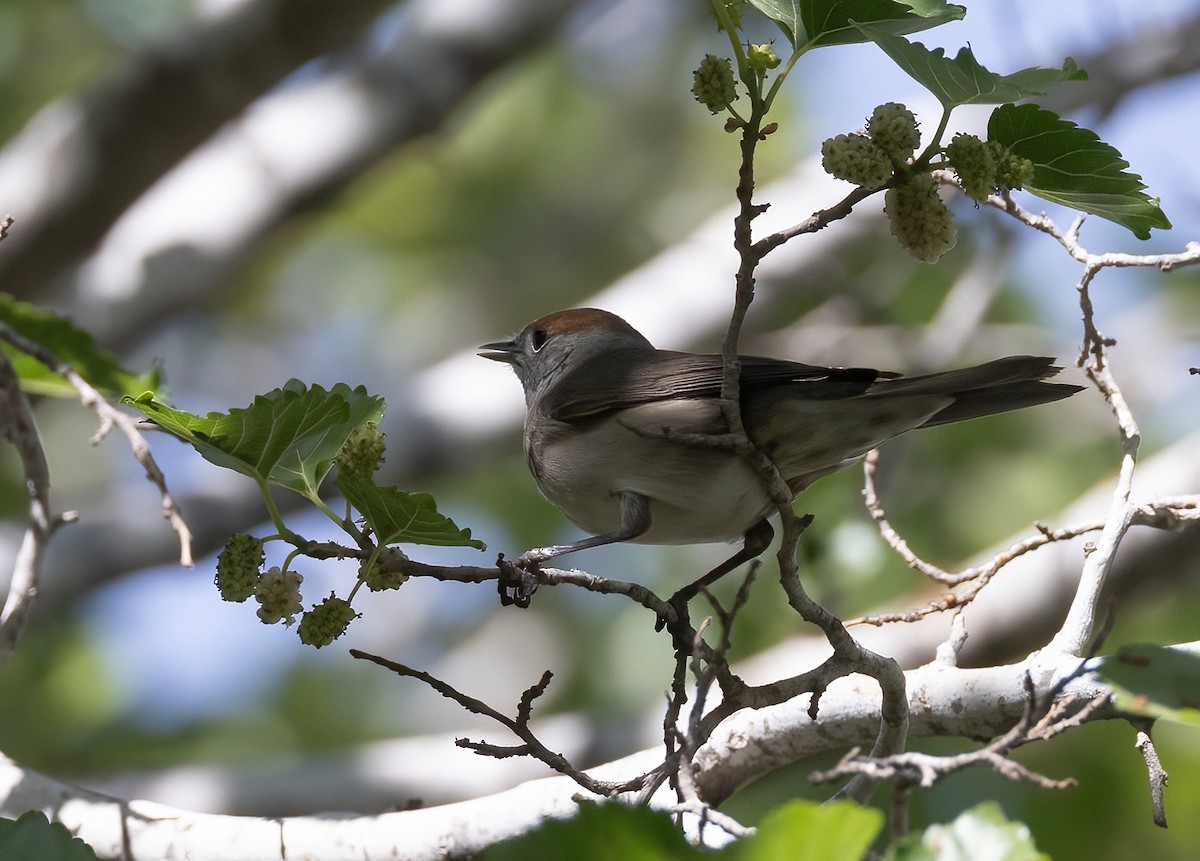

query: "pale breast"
left=526, top=399, right=773, bottom=545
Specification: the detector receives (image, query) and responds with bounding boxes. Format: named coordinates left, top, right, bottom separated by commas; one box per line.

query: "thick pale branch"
left=0, top=646, right=1137, bottom=860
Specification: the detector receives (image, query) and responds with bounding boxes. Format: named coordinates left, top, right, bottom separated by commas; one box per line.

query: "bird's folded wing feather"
left=546, top=350, right=896, bottom=422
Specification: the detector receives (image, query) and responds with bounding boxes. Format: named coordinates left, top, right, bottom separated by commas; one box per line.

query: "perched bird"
left=480, top=308, right=1080, bottom=603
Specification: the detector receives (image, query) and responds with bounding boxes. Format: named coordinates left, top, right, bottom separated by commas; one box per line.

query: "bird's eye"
left=530, top=329, right=550, bottom=352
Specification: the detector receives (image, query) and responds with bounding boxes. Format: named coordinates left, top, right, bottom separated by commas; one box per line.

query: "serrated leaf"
left=989, top=104, right=1170, bottom=239
left=730, top=800, right=883, bottom=860
left=885, top=802, right=1048, bottom=861
left=1097, top=644, right=1200, bottom=726
left=749, top=0, right=964, bottom=49
left=480, top=802, right=698, bottom=860
left=124, top=381, right=384, bottom=500
left=0, top=811, right=98, bottom=861
left=338, top=473, right=484, bottom=550
left=0, top=293, right=159, bottom=398
left=857, top=25, right=1086, bottom=107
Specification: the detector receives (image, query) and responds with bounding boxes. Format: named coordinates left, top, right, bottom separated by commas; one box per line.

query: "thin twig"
left=1133, top=724, right=1169, bottom=828
left=0, top=349, right=73, bottom=664
left=0, top=321, right=193, bottom=566
left=350, top=649, right=657, bottom=798
left=811, top=669, right=1104, bottom=792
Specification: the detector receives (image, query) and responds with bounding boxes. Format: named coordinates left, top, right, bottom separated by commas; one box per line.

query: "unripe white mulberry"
left=868, top=102, right=921, bottom=164
left=945, top=133, right=996, bottom=201
left=336, top=423, right=386, bottom=479
left=215, top=533, right=264, bottom=602
left=255, top=566, right=304, bottom=625
left=692, top=55, right=738, bottom=114
left=360, top=548, right=410, bottom=592
left=821, top=133, right=893, bottom=189
left=885, top=173, right=957, bottom=263
left=297, top=596, right=357, bottom=648
left=989, top=141, right=1035, bottom=191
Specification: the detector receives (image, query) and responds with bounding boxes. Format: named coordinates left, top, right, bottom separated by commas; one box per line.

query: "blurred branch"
left=0, top=0, right=392, bottom=297
left=1041, top=11, right=1200, bottom=118
left=0, top=322, right=193, bottom=568
left=0, top=348, right=71, bottom=665
left=0, top=0, right=586, bottom=346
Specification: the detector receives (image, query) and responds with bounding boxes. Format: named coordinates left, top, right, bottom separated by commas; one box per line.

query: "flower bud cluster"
left=215, top=533, right=264, bottom=602
left=297, top=596, right=357, bottom=648
left=747, top=43, right=780, bottom=74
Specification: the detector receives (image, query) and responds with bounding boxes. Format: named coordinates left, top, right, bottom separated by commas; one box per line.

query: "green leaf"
left=988, top=104, right=1171, bottom=239
left=749, top=0, right=964, bottom=49
left=338, top=473, right=485, bottom=550
left=1097, top=644, right=1200, bottom=726
left=886, top=802, right=1048, bottom=861
left=856, top=25, right=1086, bottom=107
left=729, top=800, right=883, bottom=860
left=0, top=811, right=98, bottom=861
left=0, top=293, right=159, bottom=398
left=480, top=802, right=699, bottom=861
left=125, top=381, right=384, bottom=500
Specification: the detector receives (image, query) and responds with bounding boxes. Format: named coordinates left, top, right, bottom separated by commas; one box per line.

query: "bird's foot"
left=496, top=553, right=541, bottom=608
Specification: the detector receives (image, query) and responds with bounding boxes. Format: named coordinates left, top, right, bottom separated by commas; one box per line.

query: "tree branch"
left=1, top=644, right=1149, bottom=860
left=0, top=322, right=193, bottom=568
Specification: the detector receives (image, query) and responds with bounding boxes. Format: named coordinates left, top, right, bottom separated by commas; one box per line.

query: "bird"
left=480, top=308, right=1081, bottom=606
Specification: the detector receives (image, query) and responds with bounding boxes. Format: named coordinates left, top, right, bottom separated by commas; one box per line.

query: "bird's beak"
left=478, top=338, right=518, bottom=363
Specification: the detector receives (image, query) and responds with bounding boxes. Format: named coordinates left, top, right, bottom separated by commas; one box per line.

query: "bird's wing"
left=546, top=351, right=896, bottom=422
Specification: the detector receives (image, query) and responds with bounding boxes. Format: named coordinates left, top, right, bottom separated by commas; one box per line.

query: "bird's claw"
left=654, top=591, right=692, bottom=645
left=496, top=553, right=541, bottom=608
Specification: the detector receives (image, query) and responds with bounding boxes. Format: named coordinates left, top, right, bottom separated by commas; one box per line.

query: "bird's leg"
left=497, top=491, right=651, bottom=607
left=661, top=518, right=774, bottom=632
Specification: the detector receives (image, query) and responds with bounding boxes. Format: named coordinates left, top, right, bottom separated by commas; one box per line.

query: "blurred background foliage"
left=0, top=0, right=1198, bottom=856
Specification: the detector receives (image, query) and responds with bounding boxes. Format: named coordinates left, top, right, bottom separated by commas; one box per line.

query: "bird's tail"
left=870, top=356, right=1083, bottom=427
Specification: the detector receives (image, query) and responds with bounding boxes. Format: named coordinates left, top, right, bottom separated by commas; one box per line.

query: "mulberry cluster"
left=885, top=173, right=957, bottom=264
left=821, top=102, right=920, bottom=189
left=215, top=533, right=264, bottom=602
left=255, top=566, right=304, bottom=625
left=945, top=134, right=996, bottom=201
left=336, top=423, right=386, bottom=479
left=692, top=54, right=738, bottom=114
left=297, top=596, right=357, bottom=648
